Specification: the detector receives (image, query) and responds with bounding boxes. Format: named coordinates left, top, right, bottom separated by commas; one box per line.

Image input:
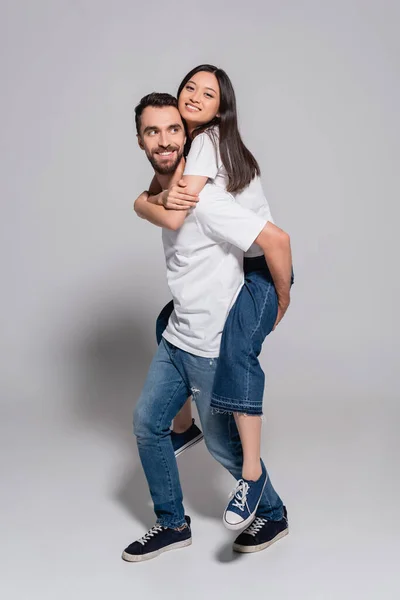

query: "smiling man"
left=138, top=104, right=185, bottom=174
left=122, top=92, right=291, bottom=563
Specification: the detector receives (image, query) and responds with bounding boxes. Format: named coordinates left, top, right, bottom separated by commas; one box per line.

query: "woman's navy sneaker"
left=233, top=507, right=288, bottom=553
left=223, top=463, right=267, bottom=530
left=171, top=419, right=204, bottom=457
left=122, top=516, right=192, bottom=562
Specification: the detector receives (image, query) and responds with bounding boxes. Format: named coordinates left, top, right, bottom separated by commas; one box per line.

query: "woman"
left=138, top=64, right=293, bottom=530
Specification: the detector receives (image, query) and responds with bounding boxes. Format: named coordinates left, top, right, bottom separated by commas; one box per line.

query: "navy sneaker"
left=223, top=463, right=267, bottom=530
left=233, top=507, right=289, bottom=553
left=122, top=516, right=192, bottom=562
left=171, top=419, right=204, bottom=457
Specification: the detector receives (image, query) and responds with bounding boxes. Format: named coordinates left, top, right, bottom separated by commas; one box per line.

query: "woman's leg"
left=233, top=413, right=262, bottom=481
left=210, top=262, right=279, bottom=527
left=211, top=261, right=278, bottom=480
left=156, top=300, right=193, bottom=433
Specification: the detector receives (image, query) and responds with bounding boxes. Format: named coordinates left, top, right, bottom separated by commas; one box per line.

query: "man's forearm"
left=263, top=234, right=292, bottom=304
left=134, top=193, right=178, bottom=229
left=146, top=191, right=165, bottom=206
left=255, top=223, right=292, bottom=306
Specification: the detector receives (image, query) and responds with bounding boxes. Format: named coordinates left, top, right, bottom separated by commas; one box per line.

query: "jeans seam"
left=151, top=340, right=188, bottom=525
left=211, top=392, right=262, bottom=405
left=155, top=378, right=188, bottom=523
left=244, top=283, right=272, bottom=403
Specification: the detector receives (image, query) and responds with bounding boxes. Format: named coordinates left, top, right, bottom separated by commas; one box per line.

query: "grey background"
left=1, top=1, right=399, bottom=598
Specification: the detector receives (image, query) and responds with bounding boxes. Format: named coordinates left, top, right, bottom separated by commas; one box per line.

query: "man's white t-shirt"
left=162, top=128, right=271, bottom=358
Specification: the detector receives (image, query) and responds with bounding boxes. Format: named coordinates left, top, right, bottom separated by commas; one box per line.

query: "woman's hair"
left=177, top=64, right=260, bottom=193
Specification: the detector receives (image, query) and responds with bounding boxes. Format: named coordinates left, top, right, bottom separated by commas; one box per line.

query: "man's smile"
left=154, top=149, right=177, bottom=158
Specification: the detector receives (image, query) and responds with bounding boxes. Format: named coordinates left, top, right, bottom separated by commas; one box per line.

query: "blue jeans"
left=156, top=256, right=294, bottom=415
left=133, top=337, right=284, bottom=529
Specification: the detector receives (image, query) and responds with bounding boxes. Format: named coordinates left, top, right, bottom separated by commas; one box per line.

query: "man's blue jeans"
left=133, top=337, right=284, bottom=529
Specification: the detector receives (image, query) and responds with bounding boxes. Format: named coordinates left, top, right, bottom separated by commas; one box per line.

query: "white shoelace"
left=245, top=517, right=268, bottom=536
left=229, top=479, right=250, bottom=512
left=138, top=524, right=164, bottom=546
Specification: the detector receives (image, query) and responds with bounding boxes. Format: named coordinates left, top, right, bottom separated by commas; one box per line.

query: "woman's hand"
left=161, top=179, right=199, bottom=211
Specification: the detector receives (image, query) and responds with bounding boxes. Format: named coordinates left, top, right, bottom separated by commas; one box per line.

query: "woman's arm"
left=133, top=168, right=190, bottom=229
left=180, top=175, right=208, bottom=197
left=134, top=181, right=199, bottom=229
left=133, top=150, right=209, bottom=229
left=141, top=173, right=209, bottom=229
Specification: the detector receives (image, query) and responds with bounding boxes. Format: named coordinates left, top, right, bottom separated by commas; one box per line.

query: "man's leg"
left=122, top=339, right=193, bottom=562
left=133, top=338, right=191, bottom=529
left=156, top=300, right=203, bottom=453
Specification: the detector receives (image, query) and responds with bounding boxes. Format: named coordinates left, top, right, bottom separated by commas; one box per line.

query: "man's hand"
left=161, top=179, right=199, bottom=211
left=273, top=295, right=290, bottom=330
left=254, top=222, right=292, bottom=331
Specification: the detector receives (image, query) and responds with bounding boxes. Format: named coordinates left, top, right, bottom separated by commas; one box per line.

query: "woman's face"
left=178, top=71, right=220, bottom=130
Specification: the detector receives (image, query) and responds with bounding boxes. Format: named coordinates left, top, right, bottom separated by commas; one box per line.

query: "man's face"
left=138, top=106, right=186, bottom=175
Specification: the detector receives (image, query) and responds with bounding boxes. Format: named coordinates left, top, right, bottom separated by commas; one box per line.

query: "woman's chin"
left=179, top=107, right=200, bottom=123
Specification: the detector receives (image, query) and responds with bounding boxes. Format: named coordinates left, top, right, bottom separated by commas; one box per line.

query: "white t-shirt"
left=180, top=128, right=275, bottom=257
left=161, top=129, right=270, bottom=358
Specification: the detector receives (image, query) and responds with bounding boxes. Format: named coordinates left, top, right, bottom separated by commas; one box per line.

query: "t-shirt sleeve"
left=193, top=188, right=268, bottom=252
left=183, top=133, right=219, bottom=179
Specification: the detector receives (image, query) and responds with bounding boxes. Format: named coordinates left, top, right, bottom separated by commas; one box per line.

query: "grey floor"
left=2, top=387, right=399, bottom=599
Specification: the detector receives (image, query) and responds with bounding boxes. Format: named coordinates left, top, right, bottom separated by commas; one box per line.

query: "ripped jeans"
left=133, top=337, right=284, bottom=529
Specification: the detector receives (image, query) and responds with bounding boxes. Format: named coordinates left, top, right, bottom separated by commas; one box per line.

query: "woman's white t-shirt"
left=183, top=128, right=274, bottom=257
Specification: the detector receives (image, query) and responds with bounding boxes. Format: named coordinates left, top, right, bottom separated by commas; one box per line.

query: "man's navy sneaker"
left=171, top=419, right=204, bottom=457
left=122, top=516, right=192, bottom=562
left=223, top=463, right=267, bottom=530
left=233, top=506, right=288, bottom=553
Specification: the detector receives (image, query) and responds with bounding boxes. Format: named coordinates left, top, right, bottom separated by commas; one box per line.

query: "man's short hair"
left=134, top=93, right=178, bottom=135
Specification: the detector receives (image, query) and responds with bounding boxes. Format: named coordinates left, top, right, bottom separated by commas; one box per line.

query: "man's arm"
left=192, top=190, right=292, bottom=328
left=148, top=175, right=162, bottom=196
left=254, top=223, right=292, bottom=329
left=134, top=193, right=187, bottom=230
left=134, top=179, right=203, bottom=230
left=146, top=173, right=204, bottom=212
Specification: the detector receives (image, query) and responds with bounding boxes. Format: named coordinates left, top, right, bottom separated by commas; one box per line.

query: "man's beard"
left=147, top=147, right=183, bottom=175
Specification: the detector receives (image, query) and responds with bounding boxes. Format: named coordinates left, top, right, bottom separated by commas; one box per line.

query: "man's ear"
left=137, top=134, right=145, bottom=150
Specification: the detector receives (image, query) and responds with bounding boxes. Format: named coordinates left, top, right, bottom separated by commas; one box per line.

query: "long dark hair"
left=177, top=64, right=260, bottom=193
